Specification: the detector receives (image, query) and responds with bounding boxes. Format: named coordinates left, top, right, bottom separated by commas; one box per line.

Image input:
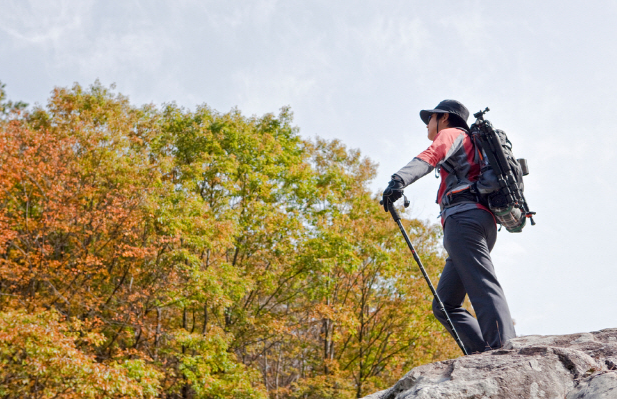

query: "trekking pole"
left=380, top=197, right=469, bottom=355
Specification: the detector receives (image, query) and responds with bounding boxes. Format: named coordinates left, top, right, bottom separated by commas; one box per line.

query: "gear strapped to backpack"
left=468, top=108, right=536, bottom=233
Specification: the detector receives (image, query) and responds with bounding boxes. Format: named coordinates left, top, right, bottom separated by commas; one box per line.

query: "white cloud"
left=0, top=0, right=93, bottom=45
left=232, top=70, right=317, bottom=115
left=349, top=15, right=428, bottom=71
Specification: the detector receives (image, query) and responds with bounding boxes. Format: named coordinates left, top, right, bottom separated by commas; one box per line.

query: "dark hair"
left=439, top=113, right=468, bottom=130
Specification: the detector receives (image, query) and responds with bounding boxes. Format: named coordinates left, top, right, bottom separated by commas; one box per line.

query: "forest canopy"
left=0, top=81, right=459, bottom=399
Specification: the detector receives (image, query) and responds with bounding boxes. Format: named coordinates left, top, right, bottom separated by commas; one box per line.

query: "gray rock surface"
left=362, top=329, right=617, bottom=399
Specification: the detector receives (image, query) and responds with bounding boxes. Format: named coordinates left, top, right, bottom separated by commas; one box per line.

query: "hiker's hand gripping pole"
left=379, top=197, right=469, bottom=356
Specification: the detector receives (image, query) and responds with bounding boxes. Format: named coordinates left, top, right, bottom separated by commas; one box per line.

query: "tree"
left=0, top=82, right=461, bottom=398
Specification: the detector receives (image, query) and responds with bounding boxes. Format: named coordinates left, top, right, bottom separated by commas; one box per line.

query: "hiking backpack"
left=469, top=108, right=536, bottom=233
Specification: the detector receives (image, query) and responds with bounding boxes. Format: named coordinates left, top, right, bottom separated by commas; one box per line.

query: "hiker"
left=382, top=99, right=516, bottom=353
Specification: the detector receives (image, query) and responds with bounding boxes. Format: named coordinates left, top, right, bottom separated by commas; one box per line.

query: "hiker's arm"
left=417, top=129, right=461, bottom=167
left=394, top=158, right=433, bottom=186
left=394, top=129, right=462, bottom=186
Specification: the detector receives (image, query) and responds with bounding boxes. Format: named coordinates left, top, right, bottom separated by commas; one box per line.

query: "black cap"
left=420, top=99, right=470, bottom=130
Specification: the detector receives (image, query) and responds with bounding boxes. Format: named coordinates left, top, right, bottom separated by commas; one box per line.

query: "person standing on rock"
left=382, top=99, right=516, bottom=353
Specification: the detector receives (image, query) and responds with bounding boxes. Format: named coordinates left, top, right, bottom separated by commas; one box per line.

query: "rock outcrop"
left=362, top=329, right=617, bottom=399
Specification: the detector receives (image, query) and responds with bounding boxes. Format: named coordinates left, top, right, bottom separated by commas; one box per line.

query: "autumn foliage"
left=0, top=82, right=459, bottom=398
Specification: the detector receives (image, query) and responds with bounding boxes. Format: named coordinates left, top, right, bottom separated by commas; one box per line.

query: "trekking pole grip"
left=388, top=200, right=401, bottom=221
left=379, top=198, right=401, bottom=221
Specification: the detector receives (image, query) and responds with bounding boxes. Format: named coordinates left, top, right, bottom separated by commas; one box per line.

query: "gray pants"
left=432, top=209, right=516, bottom=353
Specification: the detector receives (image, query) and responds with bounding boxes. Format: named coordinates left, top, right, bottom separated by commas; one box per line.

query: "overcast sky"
left=2, top=0, right=616, bottom=337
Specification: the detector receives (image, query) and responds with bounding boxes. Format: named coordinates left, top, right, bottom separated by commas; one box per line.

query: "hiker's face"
left=427, top=113, right=439, bottom=141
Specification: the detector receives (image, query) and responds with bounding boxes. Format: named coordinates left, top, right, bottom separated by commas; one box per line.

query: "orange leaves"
left=0, top=82, right=464, bottom=398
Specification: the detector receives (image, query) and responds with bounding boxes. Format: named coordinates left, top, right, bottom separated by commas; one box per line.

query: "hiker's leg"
left=443, top=209, right=516, bottom=351
left=433, top=256, right=486, bottom=353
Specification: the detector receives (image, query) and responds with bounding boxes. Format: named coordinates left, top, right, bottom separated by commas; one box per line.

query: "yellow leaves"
left=312, top=303, right=336, bottom=320
left=0, top=81, right=464, bottom=398
left=0, top=309, right=161, bottom=398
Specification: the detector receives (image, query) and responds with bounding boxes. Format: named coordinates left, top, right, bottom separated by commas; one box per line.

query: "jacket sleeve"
left=394, top=157, right=433, bottom=186
left=394, top=128, right=464, bottom=187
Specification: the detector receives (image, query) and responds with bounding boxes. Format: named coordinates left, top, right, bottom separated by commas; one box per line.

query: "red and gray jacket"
left=394, top=127, right=492, bottom=225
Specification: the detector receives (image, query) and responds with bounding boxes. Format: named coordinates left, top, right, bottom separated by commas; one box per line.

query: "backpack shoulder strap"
left=464, top=128, right=485, bottom=166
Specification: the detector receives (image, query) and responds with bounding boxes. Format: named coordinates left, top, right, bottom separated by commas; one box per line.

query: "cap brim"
left=419, top=109, right=448, bottom=125
left=420, top=109, right=470, bottom=130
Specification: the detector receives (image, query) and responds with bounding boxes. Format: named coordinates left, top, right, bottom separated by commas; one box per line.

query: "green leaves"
left=0, top=82, right=459, bottom=398
left=0, top=309, right=162, bottom=398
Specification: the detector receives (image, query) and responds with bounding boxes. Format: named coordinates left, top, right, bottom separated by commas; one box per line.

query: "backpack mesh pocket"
left=492, top=205, right=526, bottom=233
